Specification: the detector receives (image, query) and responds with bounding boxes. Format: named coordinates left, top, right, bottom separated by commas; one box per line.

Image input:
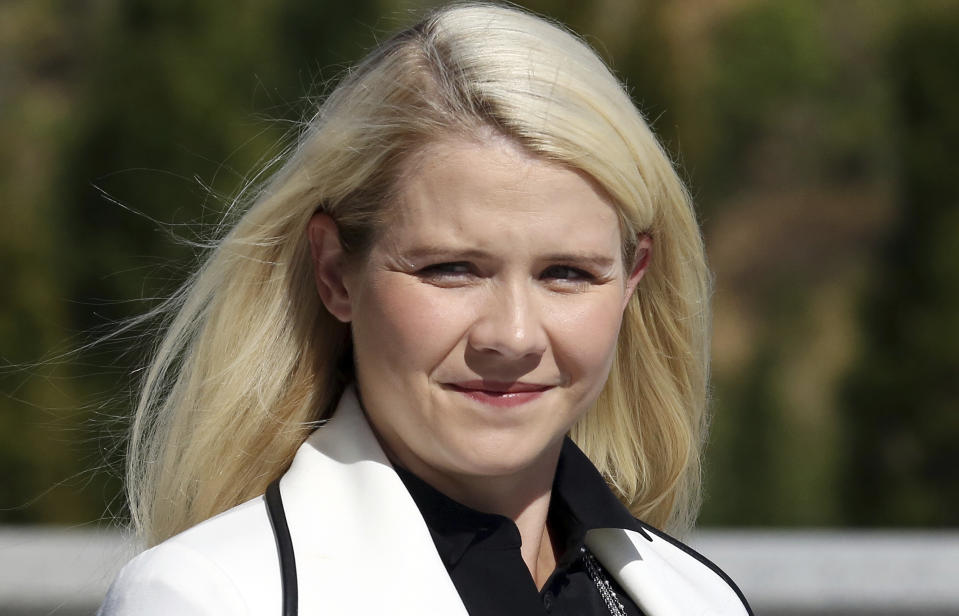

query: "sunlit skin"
left=308, top=135, right=650, bottom=587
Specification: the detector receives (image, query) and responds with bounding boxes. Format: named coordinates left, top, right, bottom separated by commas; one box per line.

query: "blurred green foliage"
left=840, top=9, right=959, bottom=526
left=1, top=0, right=957, bottom=527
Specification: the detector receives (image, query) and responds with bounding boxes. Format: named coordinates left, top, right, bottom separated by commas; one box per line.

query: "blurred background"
left=1, top=0, right=958, bottom=613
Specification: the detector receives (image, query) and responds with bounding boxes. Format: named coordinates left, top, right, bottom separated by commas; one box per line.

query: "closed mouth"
left=445, top=381, right=554, bottom=395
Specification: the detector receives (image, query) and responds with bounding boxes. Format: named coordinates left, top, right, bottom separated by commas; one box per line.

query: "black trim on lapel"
left=266, top=478, right=299, bottom=616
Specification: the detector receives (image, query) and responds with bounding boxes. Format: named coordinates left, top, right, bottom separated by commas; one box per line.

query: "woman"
left=100, top=3, right=751, bottom=615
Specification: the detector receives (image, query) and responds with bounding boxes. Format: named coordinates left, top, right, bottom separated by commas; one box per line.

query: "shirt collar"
left=394, top=464, right=520, bottom=568
left=394, top=436, right=650, bottom=569
left=550, top=437, right=651, bottom=564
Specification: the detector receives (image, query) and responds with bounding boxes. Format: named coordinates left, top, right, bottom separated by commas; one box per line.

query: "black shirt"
left=394, top=438, right=648, bottom=616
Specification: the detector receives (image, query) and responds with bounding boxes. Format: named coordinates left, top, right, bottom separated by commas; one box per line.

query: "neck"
left=448, top=467, right=558, bottom=588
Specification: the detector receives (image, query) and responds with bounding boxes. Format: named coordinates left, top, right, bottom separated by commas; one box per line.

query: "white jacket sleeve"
left=98, top=542, right=250, bottom=616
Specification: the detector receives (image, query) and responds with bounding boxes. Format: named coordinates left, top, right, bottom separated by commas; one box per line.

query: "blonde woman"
left=99, top=3, right=751, bottom=615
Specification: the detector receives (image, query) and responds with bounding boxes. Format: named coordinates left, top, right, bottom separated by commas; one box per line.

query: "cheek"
left=549, top=293, right=626, bottom=382
left=353, top=277, right=471, bottom=374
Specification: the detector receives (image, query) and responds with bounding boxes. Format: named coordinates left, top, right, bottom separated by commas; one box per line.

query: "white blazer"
left=99, top=388, right=750, bottom=616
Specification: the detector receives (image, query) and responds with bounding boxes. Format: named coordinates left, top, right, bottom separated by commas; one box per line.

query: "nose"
left=467, top=281, right=548, bottom=360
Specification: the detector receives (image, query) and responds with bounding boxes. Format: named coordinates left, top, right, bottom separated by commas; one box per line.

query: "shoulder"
left=587, top=522, right=753, bottom=616
left=98, top=496, right=280, bottom=616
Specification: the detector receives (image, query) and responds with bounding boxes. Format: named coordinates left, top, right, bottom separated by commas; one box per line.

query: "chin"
left=445, top=434, right=562, bottom=478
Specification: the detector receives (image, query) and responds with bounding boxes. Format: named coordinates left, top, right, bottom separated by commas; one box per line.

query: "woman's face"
left=310, top=136, right=649, bottom=493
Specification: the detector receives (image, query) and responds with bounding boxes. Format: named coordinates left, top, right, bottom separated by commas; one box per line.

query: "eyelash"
left=416, top=263, right=596, bottom=284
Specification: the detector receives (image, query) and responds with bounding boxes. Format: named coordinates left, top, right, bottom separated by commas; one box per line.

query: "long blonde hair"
left=129, top=2, right=711, bottom=546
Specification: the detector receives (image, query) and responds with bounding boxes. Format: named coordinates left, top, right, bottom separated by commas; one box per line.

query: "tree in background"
left=1, top=0, right=380, bottom=524
left=694, top=0, right=896, bottom=526
left=3, top=0, right=957, bottom=528
left=840, top=8, right=959, bottom=526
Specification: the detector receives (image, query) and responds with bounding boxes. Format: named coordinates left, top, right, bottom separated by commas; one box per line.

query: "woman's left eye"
left=541, top=265, right=594, bottom=282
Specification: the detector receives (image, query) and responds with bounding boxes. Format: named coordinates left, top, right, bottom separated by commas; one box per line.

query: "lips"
left=445, top=380, right=553, bottom=408
left=450, top=380, right=552, bottom=393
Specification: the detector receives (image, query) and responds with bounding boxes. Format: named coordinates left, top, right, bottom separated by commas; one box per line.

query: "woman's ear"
left=622, top=234, right=652, bottom=310
left=307, top=213, right=353, bottom=323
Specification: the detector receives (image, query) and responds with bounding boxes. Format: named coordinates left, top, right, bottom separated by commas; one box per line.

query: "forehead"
left=380, top=137, right=623, bottom=254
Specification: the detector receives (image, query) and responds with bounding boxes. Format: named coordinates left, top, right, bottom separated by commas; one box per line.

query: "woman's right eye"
left=416, top=262, right=475, bottom=280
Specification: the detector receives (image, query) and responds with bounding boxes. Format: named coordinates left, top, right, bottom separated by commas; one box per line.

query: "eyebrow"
left=400, top=245, right=616, bottom=269
left=402, top=246, right=491, bottom=261
left=542, top=253, right=617, bottom=269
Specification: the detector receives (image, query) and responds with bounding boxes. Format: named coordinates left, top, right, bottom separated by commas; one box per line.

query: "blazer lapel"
left=587, top=527, right=748, bottom=616
left=278, top=388, right=469, bottom=616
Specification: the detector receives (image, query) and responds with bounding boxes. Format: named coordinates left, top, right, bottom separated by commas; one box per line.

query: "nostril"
left=464, top=344, right=544, bottom=377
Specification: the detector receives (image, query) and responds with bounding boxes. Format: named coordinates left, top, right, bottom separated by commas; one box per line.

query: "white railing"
left=691, top=530, right=959, bottom=614
left=2, top=527, right=958, bottom=615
